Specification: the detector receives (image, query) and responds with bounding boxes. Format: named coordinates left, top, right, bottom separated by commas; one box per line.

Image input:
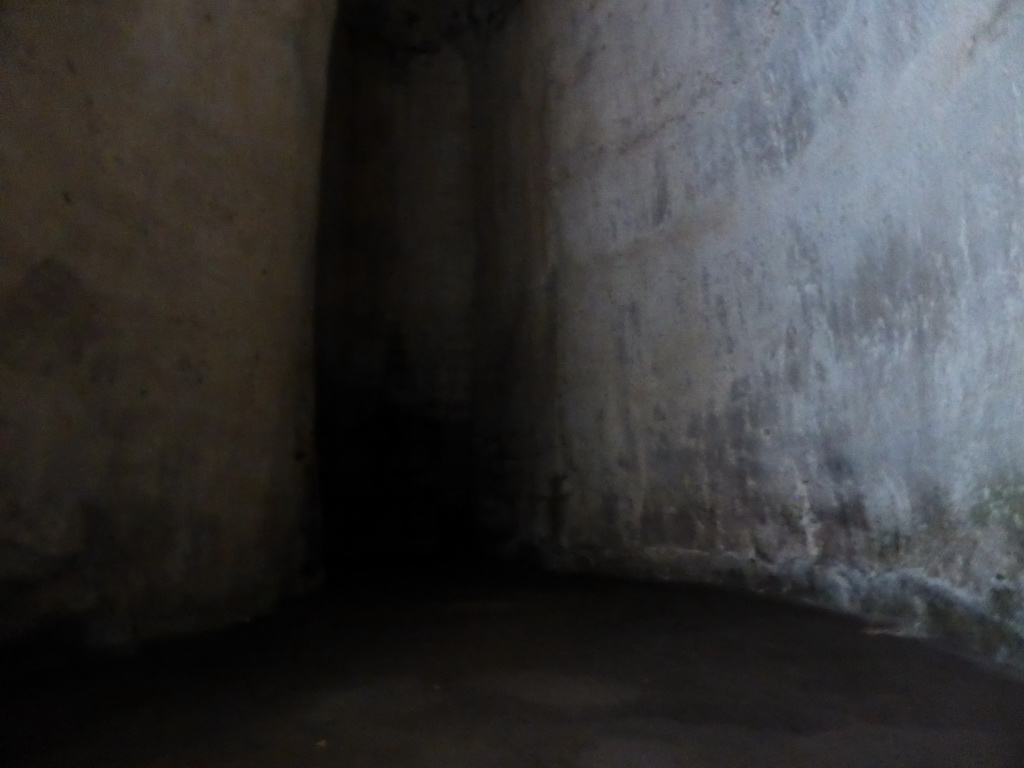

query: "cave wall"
left=476, top=0, right=1024, bottom=662
left=10, top=0, right=1023, bottom=662
left=0, top=0, right=335, bottom=644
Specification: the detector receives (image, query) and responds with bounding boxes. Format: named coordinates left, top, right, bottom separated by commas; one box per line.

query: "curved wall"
left=0, top=0, right=334, bottom=644
left=477, top=0, right=1024, bottom=662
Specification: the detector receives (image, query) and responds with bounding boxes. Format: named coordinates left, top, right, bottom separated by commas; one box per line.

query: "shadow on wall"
left=312, top=0, right=524, bottom=579
left=0, top=0, right=334, bottom=654
left=348, top=0, right=521, bottom=58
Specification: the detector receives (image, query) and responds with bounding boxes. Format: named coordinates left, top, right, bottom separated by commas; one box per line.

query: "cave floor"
left=3, top=572, right=1024, bottom=768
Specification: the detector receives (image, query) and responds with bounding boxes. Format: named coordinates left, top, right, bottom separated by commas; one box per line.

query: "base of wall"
left=0, top=573, right=312, bottom=682
left=549, top=545, right=1024, bottom=675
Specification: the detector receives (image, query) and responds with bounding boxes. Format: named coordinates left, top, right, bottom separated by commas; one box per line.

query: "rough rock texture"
left=475, top=0, right=1024, bottom=663
left=0, top=0, right=335, bottom=643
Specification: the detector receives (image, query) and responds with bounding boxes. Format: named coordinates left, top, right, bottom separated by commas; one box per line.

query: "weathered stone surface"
left=0, top=0, right=335, bottom=643
left=476, top=0, right=1024, bottom=663
left=8, top=0, right=1024, bottom=667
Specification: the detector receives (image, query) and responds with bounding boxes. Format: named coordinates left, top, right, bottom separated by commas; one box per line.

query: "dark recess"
left=312, top=1, right=524, bottom=587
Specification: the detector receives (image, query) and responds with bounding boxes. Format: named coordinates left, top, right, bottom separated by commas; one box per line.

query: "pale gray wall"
left=0, top=1, right=335, bottom=644
left=476, top=0, right=1024, bottom=660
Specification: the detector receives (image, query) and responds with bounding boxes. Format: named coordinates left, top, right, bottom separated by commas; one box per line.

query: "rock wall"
left=477, top=0, right=1024, bottom=662
left=0, top=0, right=335, bottom=644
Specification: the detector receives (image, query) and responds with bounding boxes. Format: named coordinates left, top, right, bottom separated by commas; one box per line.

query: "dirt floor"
left=3, top=573, right=1024, bottom=767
